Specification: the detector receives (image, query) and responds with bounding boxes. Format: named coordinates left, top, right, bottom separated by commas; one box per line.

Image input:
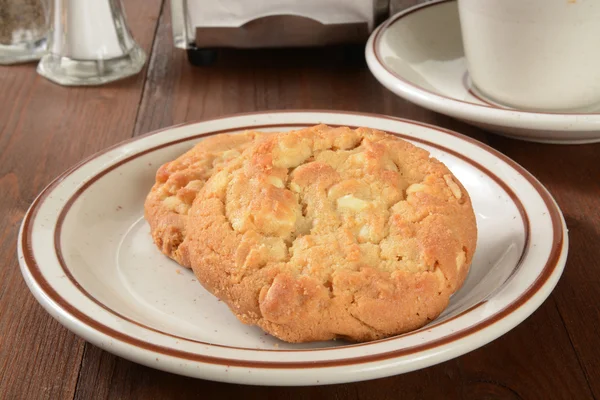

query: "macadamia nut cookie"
left=182, top=125, right=477, bottom=342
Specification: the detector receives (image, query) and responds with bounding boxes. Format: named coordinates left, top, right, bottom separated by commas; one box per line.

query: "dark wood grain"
left=72, top=297, right=591, bottom=400
left=2, top=0, right=600, bottom=398
left=0, top=1, right=163, bottom=399
left=487, top=136, right=600, bottom=398
left=133, top=0, right=484, bottom=141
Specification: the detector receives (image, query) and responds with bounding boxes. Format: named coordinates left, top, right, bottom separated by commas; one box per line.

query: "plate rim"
left=365, top=0, right=600, bottom=131
left=18, top=110, right=568, bottom=381
left=51, top=122, right=531, bottom=352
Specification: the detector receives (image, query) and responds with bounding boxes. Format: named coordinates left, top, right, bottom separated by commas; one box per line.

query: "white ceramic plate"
left=365, top=0, right=600, bottom=144
left=18, top=111, right=567, bottom=385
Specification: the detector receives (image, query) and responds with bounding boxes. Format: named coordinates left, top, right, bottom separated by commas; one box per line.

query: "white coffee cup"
left=458, top=0, right=600, bottom=111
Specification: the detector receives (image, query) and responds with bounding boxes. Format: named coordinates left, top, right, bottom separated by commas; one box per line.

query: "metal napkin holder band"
left=171, top=0, right=392, bottom=65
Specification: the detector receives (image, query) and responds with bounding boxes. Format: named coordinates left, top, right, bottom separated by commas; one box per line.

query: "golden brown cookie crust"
left=144, top=131, right=266, bottom=267
left=182, top=125, right=477, bottom=342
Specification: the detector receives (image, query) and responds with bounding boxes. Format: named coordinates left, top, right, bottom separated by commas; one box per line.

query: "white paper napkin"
left=187, top=0, right=378, bottom=30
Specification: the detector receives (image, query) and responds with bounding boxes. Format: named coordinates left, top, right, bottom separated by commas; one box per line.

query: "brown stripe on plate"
left=21, top=111, right=564, bottom=369
left=50, top=123, right=525, bottom=351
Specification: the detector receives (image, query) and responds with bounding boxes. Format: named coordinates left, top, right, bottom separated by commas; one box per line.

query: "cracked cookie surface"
left=144, top=131, right=266, bottom=267
left=181, top=124, right=477, bottom=342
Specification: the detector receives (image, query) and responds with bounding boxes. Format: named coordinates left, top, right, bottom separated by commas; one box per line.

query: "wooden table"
left=1, top=1, right=599, bottom=398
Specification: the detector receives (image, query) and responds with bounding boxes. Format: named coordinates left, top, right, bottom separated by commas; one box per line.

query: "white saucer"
left=18, top=111, right=567, bottom=385
left=365, top=0, right=600, bottom=144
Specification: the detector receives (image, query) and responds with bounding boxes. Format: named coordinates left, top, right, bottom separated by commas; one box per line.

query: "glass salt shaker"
left=36, top=0, right=146, bottom=86
left=0, top=0, right=50, bottom=65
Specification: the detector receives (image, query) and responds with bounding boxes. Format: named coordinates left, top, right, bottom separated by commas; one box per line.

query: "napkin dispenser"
left=170, top=0, right=393, bottom=64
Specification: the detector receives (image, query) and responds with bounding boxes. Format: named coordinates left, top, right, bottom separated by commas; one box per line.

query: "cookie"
left=181, top=125, right=477, bottom=342
left=144, top=131, right=266, bottom=267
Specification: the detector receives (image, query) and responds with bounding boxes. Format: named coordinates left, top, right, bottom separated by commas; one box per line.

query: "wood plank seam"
left=131, top=0, right=167, bottom=139
left=550, top=294, right=597, bottom=400
left=70, top=344, right=89, bottom=400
